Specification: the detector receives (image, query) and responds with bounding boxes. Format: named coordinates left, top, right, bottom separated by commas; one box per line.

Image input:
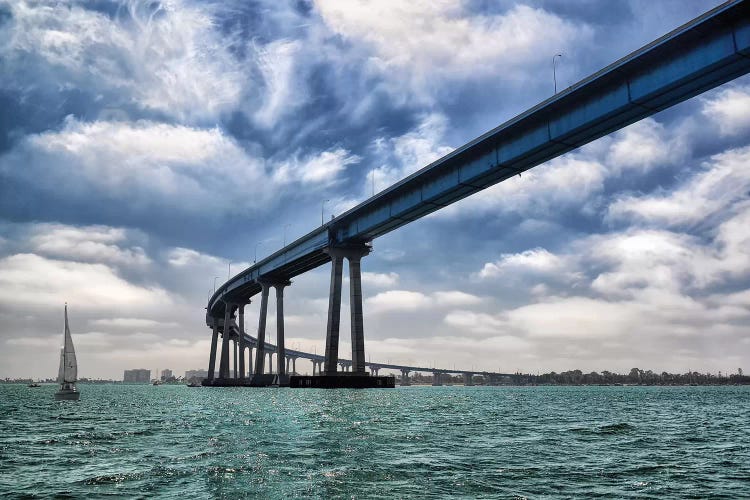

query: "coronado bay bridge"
left=202, top=0, right=750, bottom=388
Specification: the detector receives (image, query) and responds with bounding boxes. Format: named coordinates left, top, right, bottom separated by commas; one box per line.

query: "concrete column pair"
left=238, top=303, right=250, bottom=379
left=253, top=279, right=291, bottom=378
left=219, top=303, right=236, bottom=379
left=463, top=373, right=474, bottom=386
left=323, top=244, right=371, bottom=375
left=208, top=319, right=219, bottom=381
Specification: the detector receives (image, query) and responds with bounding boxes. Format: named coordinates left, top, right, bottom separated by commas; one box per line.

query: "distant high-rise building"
left=123, top=369, right=150, bottom=383
left=161, top=369, right=173, bottom=381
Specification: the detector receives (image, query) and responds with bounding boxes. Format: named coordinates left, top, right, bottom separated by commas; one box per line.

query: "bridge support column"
left=233, top=338, right=238, bottom=379
left=219, top=304, right=234, bottom=379
left=323, top=250, right=345, bottom=375
left=207, top=318, right=219, bottom=381
left=292, top=357, right=297, bottom=374
left=275, top=282, right=290, bottom=376
left=463, top=373, right=474, bottom=386
left=323, top=244, right=371, bottom=376
left=432, top=371, right=442, bottom=386
left=247, top=345, right=253, bottom=378
left=347, top=248, right=369, bottom=374
left=238, top=303, right=247, bottom=379
left=400, top=369, right=411, bottom=386
left=267, top=352, right=273, bottom=374
left=253, top=283, right=270, bottom=377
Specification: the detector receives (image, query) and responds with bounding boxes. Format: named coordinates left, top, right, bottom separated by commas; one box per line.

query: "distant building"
left=161, top=369, right=173, bottom=381
left=185, top=369, right=208, bottom=382
left=123, top=369, right=150, bottom=383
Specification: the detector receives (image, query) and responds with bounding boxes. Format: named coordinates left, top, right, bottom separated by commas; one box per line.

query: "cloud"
left=366, top=290, right=432, bottom=313
left=0, top=253, right=170, bottom=310
left=0, top=0, right=245, bottom=123
left=315, top=1, right=592, bottom=103
left=89, top=318, right=179, bottom=329
left=608, top=146, right=750, bottom=227
left=476, top=248, right=565, bottom=280
left=0, top=118, right=356, bottom=220
left=702, top=84, right=750, bottom=137
left=361, top=271, right=399, bottom=288
left=26, top=223, right=150, bottom=267
left=365, top=289, right=482, bottom=313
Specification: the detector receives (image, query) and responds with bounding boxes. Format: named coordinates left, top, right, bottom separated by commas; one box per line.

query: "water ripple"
left=1, top=384, right=748, bottom=498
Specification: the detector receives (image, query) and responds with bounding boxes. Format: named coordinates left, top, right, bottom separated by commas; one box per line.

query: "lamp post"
left=213, top=276, right=220, bottom=295
left=553, top=53, right=563, bottom=94
left=227, top=262, right=231, bottom=279
left=283, top=224, right=291, bottom=247
left=321, top=199, right=330, bottom=226
left=254, top=242, right=262, bottom=264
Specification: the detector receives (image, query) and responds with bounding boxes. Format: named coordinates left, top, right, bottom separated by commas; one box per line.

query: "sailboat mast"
left=62, top=303, right=68, bottom=370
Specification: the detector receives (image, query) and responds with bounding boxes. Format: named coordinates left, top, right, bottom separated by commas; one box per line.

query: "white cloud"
left=433, top=291, right=483, bottom=306
left=315, top=1, right=592, bottom=103
left=0, top=253, right=170, bottom=310
left=476, top=248, right=565, bottom=280
left=366, top=290, right=432, bottom=313
left=273, top=148, right=360, bottom=185
left=608, top=146, right=750, bottom=227
left=0, top=118, right=355, bottom=216
left=89, top=318, right=179, bottom=329
left=702, top=85, right=750, bottom=137
left=605, top=119, right=686, bottom=174
left=366, top=289, right=482, bottom=313
left=1, top=1, right=245, bottom=123
left=361, top=271, right=399, bottom=288
left=27, top=224, right=150, bottom=268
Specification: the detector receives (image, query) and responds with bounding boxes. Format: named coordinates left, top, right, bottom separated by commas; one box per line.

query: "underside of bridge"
left=201, top=0, right=750, bottom=388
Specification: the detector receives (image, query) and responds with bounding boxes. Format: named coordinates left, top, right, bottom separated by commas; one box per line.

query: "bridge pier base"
left=463, top=373, right=474, bottom=386
left=432, top=371, right=442, bottom=386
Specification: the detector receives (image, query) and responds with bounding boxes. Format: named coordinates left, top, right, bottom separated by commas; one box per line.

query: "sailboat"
left=54, top=304, right=80, bottom=401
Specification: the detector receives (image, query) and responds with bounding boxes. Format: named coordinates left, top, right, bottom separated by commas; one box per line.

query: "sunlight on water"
left=1, top=385, right=749, bottom=498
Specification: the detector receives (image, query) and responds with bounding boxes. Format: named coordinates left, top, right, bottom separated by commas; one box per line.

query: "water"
left=1, top=384, right=748, bottom=498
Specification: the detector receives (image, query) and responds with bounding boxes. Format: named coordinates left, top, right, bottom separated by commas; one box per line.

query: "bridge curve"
left=204, top=1, right=750, bottom=385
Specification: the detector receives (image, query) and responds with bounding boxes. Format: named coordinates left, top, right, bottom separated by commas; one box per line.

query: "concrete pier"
left=207, top=319, right=219, bottom=382
left=253, top=283, right=270, bottom=379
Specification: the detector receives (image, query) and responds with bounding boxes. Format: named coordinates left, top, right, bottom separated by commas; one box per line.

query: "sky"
left=1, top=0, right=749, bottom=380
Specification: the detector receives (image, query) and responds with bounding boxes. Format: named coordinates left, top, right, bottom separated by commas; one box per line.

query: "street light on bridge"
left=283, top=224, right=291, bottom=247
left=321, top=199, right=330, bottom=226
left=213, top=276, right=220, bottom=295
left=553, top=53, right=563, bottom=94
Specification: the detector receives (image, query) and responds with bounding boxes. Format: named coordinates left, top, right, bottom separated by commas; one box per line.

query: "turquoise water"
left=1, top=384, right=748, bottom=498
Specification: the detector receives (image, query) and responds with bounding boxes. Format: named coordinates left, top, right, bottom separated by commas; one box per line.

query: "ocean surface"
left=1, top=384, right=748, bottom=499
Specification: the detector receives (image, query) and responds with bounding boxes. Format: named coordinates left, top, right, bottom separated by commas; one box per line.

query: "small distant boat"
left=28, top=382, right=40, bottom=388
left=54, top=304, right=80, bottom=401
left=152, top=380, right=161, bottom=386
left=186, top=381, right=200, bottom=387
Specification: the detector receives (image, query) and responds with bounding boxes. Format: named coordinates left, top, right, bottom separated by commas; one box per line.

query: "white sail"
left=63, top=304, right=78, bottom=383
left=57, top=348, right=64, bottom=383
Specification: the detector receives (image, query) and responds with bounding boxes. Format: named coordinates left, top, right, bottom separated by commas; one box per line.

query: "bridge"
left=215, top=319, right=516, bottom=386
left=203, top=0, right=750, bottom=387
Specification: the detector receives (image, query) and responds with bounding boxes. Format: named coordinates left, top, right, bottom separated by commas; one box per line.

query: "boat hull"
left=54, top=388, right=80, bottom=401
